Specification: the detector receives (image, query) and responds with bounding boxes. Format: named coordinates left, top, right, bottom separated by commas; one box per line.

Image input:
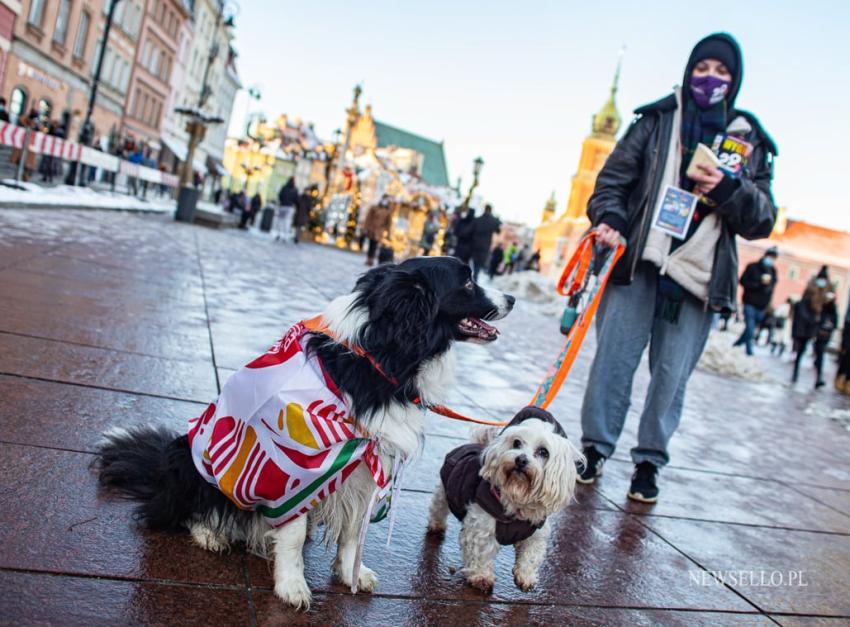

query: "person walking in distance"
left=293, top=185, right=315, bottom=244
left=362, top=196, right=393, bottom=266
left=276, top=177, right=298, bottom=242
left=734, top=247, right=778, bottom=355
left=470, top=204, right=502, bottom=281
left=419, top=212, right=440, bottom=256
left=577, top=33, right=777, bottom=503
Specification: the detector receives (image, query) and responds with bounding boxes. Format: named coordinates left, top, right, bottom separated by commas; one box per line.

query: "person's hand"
left=595, top=223, right=621, bottom=248
left=689, top=163, right=724, bottom=195
left=761, top=274, right=771, bottom=285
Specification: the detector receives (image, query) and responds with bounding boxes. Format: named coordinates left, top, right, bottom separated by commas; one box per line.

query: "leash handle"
left=531, top=232, right=625, bottom=409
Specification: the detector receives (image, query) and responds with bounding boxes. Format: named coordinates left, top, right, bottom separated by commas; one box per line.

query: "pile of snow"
left=0, top=181, right=173, bottom=213
left=697, top=331, right=772, bottom=382
left=491, top=272, right=564, bottom=316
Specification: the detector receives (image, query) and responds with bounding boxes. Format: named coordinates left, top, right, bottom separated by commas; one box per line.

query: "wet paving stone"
left=0, top=442, right=244, bottom=585
left=0, top=374, right=202, bottom=452
left=641, top=516, right=850, bottom=616
left=594, top=459, right=850, bottom=534
left=0, top=332, right=217, bottom=402
left=246, top=491, right=753, bottom=612
left=0, top=571, right=250, bottom=626
left=1, top=208, right=848, bottom=622
left=253, top=592, right=771, bottom=626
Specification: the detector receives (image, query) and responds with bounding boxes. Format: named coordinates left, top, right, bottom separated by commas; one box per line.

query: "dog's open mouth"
left=457, top=317, right=500, bottom=342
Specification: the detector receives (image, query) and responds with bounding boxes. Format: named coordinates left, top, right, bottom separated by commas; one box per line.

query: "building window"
left=9, top=87, right=28, bottom=124
left=73, top=11, right=90, bottom=58
left=28, top=0, right=47, bottom=27
left=53, top=0, right=72, bottom=45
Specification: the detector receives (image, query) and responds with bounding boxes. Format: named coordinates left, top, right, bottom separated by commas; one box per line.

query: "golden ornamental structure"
left=534, top=52, right=623, bottom=276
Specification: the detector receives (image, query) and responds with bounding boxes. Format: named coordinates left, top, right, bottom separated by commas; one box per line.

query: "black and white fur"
left=96, top=256, right=514, bottom=609
left=427, top=420, right=582, bottom=592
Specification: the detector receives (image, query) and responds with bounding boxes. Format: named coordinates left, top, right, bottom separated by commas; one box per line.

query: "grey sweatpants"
left=580, top=262, right=713, bottom=467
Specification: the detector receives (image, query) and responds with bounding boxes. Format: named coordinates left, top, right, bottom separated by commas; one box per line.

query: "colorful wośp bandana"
left=187, top=320, right=395, bottom=528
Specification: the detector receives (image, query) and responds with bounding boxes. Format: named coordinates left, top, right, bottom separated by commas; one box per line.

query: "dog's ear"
left=364, top=267, right=438, bottom=347
left=535, top=435, right=582, bottom=514
left=354, top=263, right=396, bottom=293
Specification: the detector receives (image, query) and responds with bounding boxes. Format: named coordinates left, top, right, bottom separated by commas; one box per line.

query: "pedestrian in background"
left=734, top=247, right=778, bottom=355
left=577, top=33, right=777, bottom=503
left=769, top=297, right=793, bottom=356
left=0, top=97, right=9, bottom=122
left=470, top=204, right=501, bottom=281
left=419, top=212, right=440, bottom=256
left=488, top=243, right=504, bottom=280
left=363, top=196, right=393, bottom=266
left=276, top=177, right=298, bottom=243
left=791, top=280, right=823, bottom=384
left=451, top=207, right=476, bottom=264
left=814, top=291, right=838, bottom=389
left=294, top=185, right=314, bottom=244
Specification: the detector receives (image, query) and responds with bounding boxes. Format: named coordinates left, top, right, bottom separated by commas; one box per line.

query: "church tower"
left=541, top=191, right=557, bottom=224
left=534, top=53, right=623, bottom=276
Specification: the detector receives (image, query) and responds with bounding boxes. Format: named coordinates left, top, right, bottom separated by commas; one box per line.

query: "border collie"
left=96, top=256, right=514, bottom=609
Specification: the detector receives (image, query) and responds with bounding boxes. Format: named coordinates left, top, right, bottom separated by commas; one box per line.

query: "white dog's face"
left=479, top=418, right=582, bottom=519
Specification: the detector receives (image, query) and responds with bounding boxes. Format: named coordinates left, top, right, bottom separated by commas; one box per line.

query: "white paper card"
left=652, top=185, right=699, bottom=240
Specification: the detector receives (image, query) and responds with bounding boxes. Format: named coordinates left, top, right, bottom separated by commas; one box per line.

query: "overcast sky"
left=229, top=0, right=850, bottom=232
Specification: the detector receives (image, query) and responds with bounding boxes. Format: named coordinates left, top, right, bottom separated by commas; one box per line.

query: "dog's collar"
left=302, top=315, right=401, bottom=388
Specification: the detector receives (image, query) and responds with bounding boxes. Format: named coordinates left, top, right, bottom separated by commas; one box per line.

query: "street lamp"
left=460, top=156, right=484, bottom=212
left=67, top=0, right=121, bottom=185
left=174, top=0, right=238, bottom=223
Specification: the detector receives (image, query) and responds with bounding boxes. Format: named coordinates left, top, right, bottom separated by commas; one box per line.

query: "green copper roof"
left=374, top=120, right=449, bottom=187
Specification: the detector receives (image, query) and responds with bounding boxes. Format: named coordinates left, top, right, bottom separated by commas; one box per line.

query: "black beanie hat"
left=691, top=37, right=738, bottom=78
left=501, top=406, right=568, bottom=439
left=684, top=33, right=744, bottom=109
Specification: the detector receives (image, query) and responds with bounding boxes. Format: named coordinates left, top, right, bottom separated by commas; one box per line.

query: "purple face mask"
left=689, top=74, right=730, bottom=109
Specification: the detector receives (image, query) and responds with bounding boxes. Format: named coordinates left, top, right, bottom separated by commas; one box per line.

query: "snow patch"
left=490, top=272, right=564, bottom=318
left=697, top=331, right=772, bottom=382
left=804, top=402, right=850, bottom=432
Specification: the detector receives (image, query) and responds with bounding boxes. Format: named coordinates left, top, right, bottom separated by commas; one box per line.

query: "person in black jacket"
left=577, top=33, right=777, bottom=503
left=814, top=291, right=838, bottom=389
left=836, top=289, right=850, bottom=395
left=734, top=247, right=778, bottom=355
left=451, top=207, right=476, bottom=264
left=470, top=204, right=502, bottom=281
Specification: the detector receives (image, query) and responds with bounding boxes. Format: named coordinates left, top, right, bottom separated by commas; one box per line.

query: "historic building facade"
left=534, top=63, right=622, bottom=276
left=122, top=0, right=189, bottom=150
left=91, top=0, right=144, bottom=143
left=0, top=0, right=105, bottom=136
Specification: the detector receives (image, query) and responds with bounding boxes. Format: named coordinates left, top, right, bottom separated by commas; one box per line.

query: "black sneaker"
left=628, top=461, right=659, bottom=503
left=576, top=446, right=606, bottom=484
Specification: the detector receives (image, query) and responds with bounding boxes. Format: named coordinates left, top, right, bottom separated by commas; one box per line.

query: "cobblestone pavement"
left=1, top=209, right=848, bottom=626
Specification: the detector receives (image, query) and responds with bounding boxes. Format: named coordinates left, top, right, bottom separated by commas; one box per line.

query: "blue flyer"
left=652, top=184, right=699, bottom=240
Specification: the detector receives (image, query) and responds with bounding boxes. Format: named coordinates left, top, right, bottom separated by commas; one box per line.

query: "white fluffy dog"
left=427, top=406, right=582, bottom=592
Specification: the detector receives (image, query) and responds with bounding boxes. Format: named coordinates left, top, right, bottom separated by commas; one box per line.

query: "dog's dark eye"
left=464, top=280, right=474, bottom=292
left=535, top=447, right=549, bottom=460
left=512, top=438, right=522, bottom=449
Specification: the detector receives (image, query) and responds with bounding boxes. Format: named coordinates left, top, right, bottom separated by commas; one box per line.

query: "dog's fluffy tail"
left=96, top=425, right=221, bottom=531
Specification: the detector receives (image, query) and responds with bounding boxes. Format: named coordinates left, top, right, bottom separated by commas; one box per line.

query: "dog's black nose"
left=505, top=294, right=516, bottom=309
left=515, top=454, right=528, bottom=469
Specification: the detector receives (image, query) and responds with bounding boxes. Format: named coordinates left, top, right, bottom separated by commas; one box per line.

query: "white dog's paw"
left=274, top=576, right=312, bottom=610
left=464, top=570, right=495, bottom=593
left=334, top=561, right=379, bottom=593
left=189, top=522, right=230, bottom=553
left=512, top=565, right=538, bottom=592
left=356, top=565, right=378, bottom=592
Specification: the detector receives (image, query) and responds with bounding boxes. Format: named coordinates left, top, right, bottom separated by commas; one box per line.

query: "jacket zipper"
left=629, top=112, right=665, bottom=281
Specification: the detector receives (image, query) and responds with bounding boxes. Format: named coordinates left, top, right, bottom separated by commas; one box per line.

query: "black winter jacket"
left=740, top=259, right=777, bottom=310
left=440, top=443, right=543, bottom=545
left=587, top=95, right=777, bottom=312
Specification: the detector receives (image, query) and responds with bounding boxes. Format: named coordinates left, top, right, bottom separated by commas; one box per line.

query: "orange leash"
left=301, top=232, right=624, bottom=428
